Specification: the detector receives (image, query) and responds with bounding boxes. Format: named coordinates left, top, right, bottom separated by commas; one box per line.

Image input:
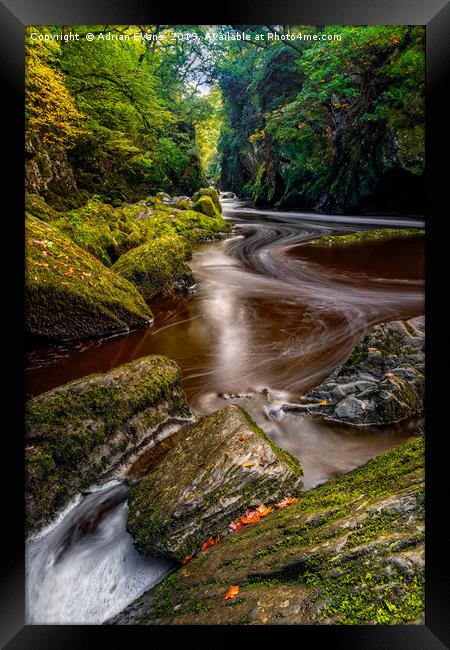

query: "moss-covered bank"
left=310, top=227, right=423, bottom=247
left=25, top=355, right=192, bottom=534
left=25, top=215, right=152, bottom=341
left=26, top=191, right=231, bottom=267
left=112, top=435, right=424, bottom=625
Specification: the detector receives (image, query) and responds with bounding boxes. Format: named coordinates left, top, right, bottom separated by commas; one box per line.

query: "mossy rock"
left=25, top=193, right=59, bottom=221
left=310, top=228, right=423, bottom=246
left=112, top=436, right=424, bottom=625
left=192, top=187, right=222, bottom=213
left=192, top=195, right=220, bottom=219
left=25, top=214, right=152, bottom=341
left=112, top=234, right=195, bottom=301
left=25, top=355, right=192, bottom=533
left=174, top=198, right=192, bottom=210
left=127, top=405, right=303, bottom=561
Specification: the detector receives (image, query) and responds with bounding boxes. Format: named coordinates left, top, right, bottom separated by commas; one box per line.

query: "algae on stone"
left=25, top=355, right=192, bottom=533
left=192, top=187, right=222, bottom=213
left=25, top=214, right=152, bottom=340
left=112, top=234, right=194, bottom=301
left=112, top=436, right=424, bottom=625
left=127, top=405, right=303, bottom=562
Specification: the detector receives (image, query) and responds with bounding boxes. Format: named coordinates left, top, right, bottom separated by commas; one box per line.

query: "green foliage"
left=215, top=25, right=425, bottom=213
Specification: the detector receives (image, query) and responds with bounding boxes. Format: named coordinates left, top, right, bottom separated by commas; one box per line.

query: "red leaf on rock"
left=181, top=555, right=193, bottom=565
left=201, top=535, right=220, bottom=552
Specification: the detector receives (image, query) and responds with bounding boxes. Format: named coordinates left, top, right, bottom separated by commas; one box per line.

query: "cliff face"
left=25, top=134, right=83, bottom=210
left=218, top=27, right=425, bottom=215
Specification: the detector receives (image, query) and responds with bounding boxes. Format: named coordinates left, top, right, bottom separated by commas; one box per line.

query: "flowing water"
left=25, top=200, right=425, bottom=623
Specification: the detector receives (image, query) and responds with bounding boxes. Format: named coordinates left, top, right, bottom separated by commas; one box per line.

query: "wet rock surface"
left=110, top=436, right=424, bottom=625
left=283, top=317, right=424, bottom=425
left=25, top=355, right=193, bottom=533
left=127, top=405, right=303, bottom=561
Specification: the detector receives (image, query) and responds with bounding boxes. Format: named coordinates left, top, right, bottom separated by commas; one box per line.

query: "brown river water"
left=25, top=200, right=425, bottom=624
left=26, top=200, right=424, bottom=489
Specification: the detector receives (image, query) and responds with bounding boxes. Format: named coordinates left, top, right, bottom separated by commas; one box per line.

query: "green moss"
left=133, top=436, right=424, bottom=625
left=25, top=214, right=152, bottom=340
left=112, top=234, right=194, bottom=300
left=310, top=228, right=423, bottom=246
left=25, top=355, right=184, bottom=532
left=192, top=195, right=220, bottom=219
left=175, top=198, right=192, bottom=210
left=192, top=187, right=222, bottom=213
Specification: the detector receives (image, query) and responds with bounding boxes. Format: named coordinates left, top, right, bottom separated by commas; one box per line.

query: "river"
left=25, top=199, right=425, bottom=623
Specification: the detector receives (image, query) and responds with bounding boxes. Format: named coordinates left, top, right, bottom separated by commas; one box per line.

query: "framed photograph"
left=2, top=0, right=449, bottom=647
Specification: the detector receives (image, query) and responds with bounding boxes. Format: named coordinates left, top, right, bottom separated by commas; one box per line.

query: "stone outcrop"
left=112, top=234, right=195, bottom=301
left=127, top=405, right=303, bottom=562
left=25, top=215, right=153, bottom=341
left=283, top=317, right=424, bottom=426
left=111, top=436, right=424, bottom=625
left=25, top=356, right=193, bottom=533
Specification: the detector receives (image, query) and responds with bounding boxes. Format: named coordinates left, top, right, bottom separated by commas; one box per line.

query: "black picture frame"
left=2, top=1, right=449, bottom=647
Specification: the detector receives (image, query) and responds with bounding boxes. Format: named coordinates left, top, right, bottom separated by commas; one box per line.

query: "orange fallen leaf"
left=240, top=509, right=262, bottom=525
left=237, top=435, right=246, bottom=441
left=256, top=503, right=274, bottom=517
left=391, top=35, right=399, bottom=44
left=201, top=535, right=220, bottom=552
left=319, top=400, right=328, bottom=406
left=65, top=268, right=74, bottom=277
left=368, top=347, right=379, bottom=353
left=181, top=555, right=193, bottom=565
left=243, top=462, right=254, bottom=468
left=276, top=497, right=299, bottom=509
left=224, top=585, right=240, bottom=601
left=228, top=519, right=244, bottom=531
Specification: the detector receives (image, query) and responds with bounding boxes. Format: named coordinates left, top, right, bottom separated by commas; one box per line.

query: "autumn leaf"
left=237, top=435, right=246, bottom=441
left=319, top=400, right=328, bottom=406
left=240, top=509, right=262, bottom=525
left=368, top=347, right=379, bottom=353
left=228, top=520, right=244, bottom=531
left=243, top=462, right=254, bottom=468
left=65, top=268, right=74, bottom=277
left=385, top=372, right=396, bottom=377
left=224, top=585, right=240, bottom=601
left=181, top=555, right=193, bottom=565
left=276, top=497, right=299, bottom=509
left=256, top=503, right=274, bottom=517
left=201, top=535, right=220, bottom=552
left=391, top=35, right=399, bottom=44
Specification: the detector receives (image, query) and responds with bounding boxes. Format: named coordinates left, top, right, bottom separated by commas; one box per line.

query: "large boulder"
left=111, top=435, right=424, bottom=625
left=127, top=405, right=303, bottom=561
left=192, top=187, right=222, bottom=214
left=25, top=356, right=193, bottom=533
left=112, top=234, right=195, bottom=301
left=192, top=195, right=220, bottom=219
left=25, top=215, right=152, bottom=340
left=284, top=317, right=424, bottom=426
